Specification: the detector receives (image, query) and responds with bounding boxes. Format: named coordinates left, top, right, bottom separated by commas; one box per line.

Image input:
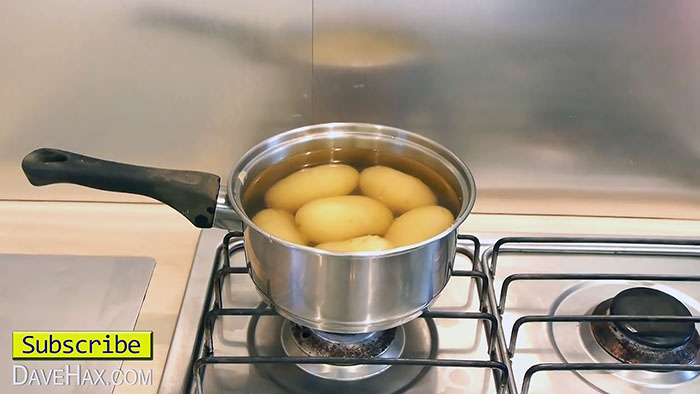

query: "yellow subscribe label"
left=12, top=331, right=152, bottom=360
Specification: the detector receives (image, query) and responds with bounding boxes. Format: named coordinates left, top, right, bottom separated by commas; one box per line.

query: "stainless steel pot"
left=21, top=123, right=476, bottom=333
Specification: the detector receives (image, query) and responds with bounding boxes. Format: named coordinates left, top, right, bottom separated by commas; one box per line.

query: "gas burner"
left=281, top=320, right=405, bottom=380
left=289, top=324, right=398, bottom=358
left=247, top=313, right=437, bottom=393
left=551, top=282, right=700, bottom=392
left=590, top=287, right=700, bottom=365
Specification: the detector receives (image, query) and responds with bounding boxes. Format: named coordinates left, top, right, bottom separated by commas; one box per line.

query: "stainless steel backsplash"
left=2, top=0, right=699, bottom=219
left=0, top=1, right=313, bottom=202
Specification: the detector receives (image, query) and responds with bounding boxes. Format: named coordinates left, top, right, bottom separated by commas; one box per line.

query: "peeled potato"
left=359, top=166, right=437, bottom=214
left=265, top=164, right=360, bottom=212
left=252, top=209, right=308, bottom=245
left=384, top=205, right=454, bottom=247
left=295, top=196, right=393, bottom=244
left=317, top=235, right=394, bottom=252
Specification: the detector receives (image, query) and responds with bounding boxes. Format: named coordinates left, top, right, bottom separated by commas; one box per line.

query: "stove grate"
left=487, top=237, right=700, bottom=394
left=189, top=232, right=511, bottom=394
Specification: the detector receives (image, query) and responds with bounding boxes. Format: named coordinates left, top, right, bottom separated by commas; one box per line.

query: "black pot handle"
left=22, top=148, right=221, bottom=228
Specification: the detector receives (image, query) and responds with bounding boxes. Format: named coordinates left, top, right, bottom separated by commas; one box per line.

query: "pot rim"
left=227, top=122, right=476, bottom=257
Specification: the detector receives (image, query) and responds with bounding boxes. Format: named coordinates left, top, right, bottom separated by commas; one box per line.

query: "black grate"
left=486, top=237, right=700, bottom=394
left=188, top=234, right=700, bottom=394
left=189, top=233, right=511, bottom=394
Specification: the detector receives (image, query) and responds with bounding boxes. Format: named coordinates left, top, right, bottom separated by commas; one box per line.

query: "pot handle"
left=22, top=148, right=222, bottom=228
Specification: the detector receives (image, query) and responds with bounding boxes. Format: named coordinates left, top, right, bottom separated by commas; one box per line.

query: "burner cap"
left=610, top=287, right=694, bottom=348
left=591, top=287, right=700, bottom=365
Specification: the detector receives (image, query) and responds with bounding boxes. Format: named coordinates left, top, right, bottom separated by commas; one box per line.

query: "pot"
left=21, top=123, right=476, bottom=333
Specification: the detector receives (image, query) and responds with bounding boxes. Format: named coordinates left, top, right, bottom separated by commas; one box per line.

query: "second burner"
left=591, top=287, right=700, bottom=365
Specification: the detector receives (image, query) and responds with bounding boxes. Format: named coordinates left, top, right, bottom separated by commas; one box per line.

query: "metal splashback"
left=0, top=0, right=312, bottom=202
left=3, top=0, right=700, bottom=219
left=310, top=0, right=700, bottom=219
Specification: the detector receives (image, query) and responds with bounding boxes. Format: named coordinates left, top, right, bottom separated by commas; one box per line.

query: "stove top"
left=491, top=238, right=700, bottom=393
left=161, top=231, right=700, bottom=394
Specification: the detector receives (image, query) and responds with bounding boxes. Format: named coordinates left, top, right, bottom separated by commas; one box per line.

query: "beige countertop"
left=0, top=200, right=199, bottom=393
left=3, top=200, right=700, bottom=393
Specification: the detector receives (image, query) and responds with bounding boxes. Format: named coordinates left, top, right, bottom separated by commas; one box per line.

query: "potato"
left=295, top=196, right=394, bottom=244
left=265, top=164, right=360, bottom=212
left=252, top=209, right=308, bottom=245
left=359, top=166, right=437, bottom=214
left=317, top=235, right=394, bottom=252
left=384, top=205, right=454, bottom=247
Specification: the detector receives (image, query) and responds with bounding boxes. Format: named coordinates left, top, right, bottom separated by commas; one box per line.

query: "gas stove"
left=161, top=229, right=700, bottom=394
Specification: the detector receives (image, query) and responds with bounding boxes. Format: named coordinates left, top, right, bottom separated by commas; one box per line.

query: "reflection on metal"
left=1, top=1, right=312, bottom=202
left=3, top=0, right=700, bottom=219
left=311, top=0, right=700, bottom=219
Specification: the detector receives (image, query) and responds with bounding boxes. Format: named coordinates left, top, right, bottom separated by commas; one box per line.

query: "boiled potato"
left=384, top=205, right=454, bottom=247
left=295, top=196, right=393, bottom=244
left=359, top=166, right=437, bottom=214
left=265, top=164, right=359, bottom=212
left=252, top=209, right=308, bottom=245
left=317, top=235, right=394, bottom=252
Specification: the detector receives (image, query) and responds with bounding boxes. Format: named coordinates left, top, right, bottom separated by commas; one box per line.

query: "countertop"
left=0, top=201, right=199, bottom=394
left=3, top=200, right=700, bottom=393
